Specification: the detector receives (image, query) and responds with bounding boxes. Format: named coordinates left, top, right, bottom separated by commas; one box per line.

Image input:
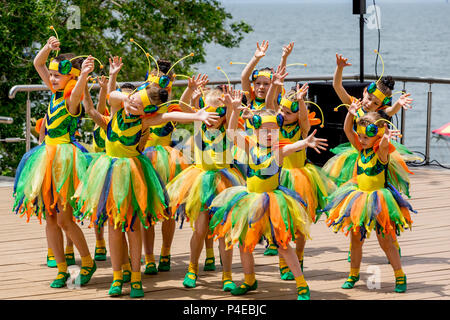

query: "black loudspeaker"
left=353, top=0, right=366, bottom=14
left=305, top=81, right=371, bottom=167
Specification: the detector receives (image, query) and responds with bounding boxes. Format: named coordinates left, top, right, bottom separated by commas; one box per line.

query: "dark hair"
left=157, top=59, right=172, bottom=74
left=146, top=86, right=168, bottom=105
left=381, top=76, right=395, bottom=90
left=120, top=83, right=136, bottom=90
left=53, top=53, right=83, bottom=70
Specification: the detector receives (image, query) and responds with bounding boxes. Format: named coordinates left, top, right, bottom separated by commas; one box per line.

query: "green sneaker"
left=76, top=261, right=97, bottom=286
left=280, top=266, right=295, bottom=281
left=342, top=275, right=360, bottom=289
left=123, top=269, right=131, bottom=283
left=130, top=281, right=144, bottom=298
left=297, top=285, right=310, bottom=300
left=158, top=255, right=171, bottom=272
left=94, top=246, right=107, bottom=261
left=182, top=272, right=198, bottom=288
left=108, top=279, right=123, bottom=296
left=144, top=262, right=158, bottom=275
left=65, top=252, right=76, bottom=266
left=47, top=255, right=57, bottom=268
left=50, top=272, right=70, bottom=288
left=204, top=257, right=216, bottom=271
left=264, top=244, right=278, bottom=256
left=230, top=280, right=258, bottom=296
left=395, top=275, right=407, bottom=293
left=222, top=280, right=237, bottom=292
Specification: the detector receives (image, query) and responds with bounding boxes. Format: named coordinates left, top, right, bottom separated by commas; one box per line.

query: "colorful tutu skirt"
left=323, top=142, right=413, bottom=197
left=166, top=165, right=245, bottom=229
left=280, top=163, right=336, bottom=223
left=143, top=145, right=190, bottom=185
left=13, top=142, right=89, bottom=223
left=73, top=153, right=169, bottom=232
left=324, top=182, right=417, bottom=240
left=209, top=186, right=312, bottom=252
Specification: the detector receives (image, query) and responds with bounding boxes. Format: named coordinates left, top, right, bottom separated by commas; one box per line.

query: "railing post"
left=26, top=92, right=31, bottom=152
left=400, top=82, right=406, bottom=145
left=425, top=83, right=432, bottom=165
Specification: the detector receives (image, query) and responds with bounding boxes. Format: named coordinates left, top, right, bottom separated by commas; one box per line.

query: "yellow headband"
left=139, top=88, right=151, bottom=108
left=48, top=60, right=81, bottom=77
left=260, top=115, right=278, bottom=126
left=371, top=87, right=387, bottom=102
left=279, top=98, right=293, bottom=109
left=256, top=71, right=272, bottom=79
left=147, top=74, right=173, bottom=89
left=356, top=123, right=385, bottom=137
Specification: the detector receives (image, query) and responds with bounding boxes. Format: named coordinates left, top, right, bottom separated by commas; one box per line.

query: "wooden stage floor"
left=1, top=167, right=449, bottom=300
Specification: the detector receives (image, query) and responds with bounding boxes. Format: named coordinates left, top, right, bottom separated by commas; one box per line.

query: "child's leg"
left=204, top=230, right=216, bottom=271
left=295, top=233, right=306, bottom=268
left=183, top=211, right=209, bottom=288
left=94, top=226, right=107, bottom=261
left=218, top=238, right=235, bottom=291
left=230, top=246, right=257, bottom=296
left=158, top=218, right=176, bottom=271
left=127, top=223, right=144, bottom=298
left=376, top=232, right=406, bottom=292
left=278, top=244, right=310, bottom=300
left=46, top=213, right=69, bottom=287
left=122, top=235, right=131, bottom=283
left=141, top=224, right=157, bottom=275
left=342, top=232, right=364, bottom=289
left=56, top=199, right=95, bottom=285
left=108, top=224, right=125, bottom=296
left=64, top=233, right=75, bottom=266
left=46, top=223, right=57, bottom=268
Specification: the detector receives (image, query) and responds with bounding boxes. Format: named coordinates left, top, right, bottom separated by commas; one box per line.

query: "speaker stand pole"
left=359, top=13, right=364, bottom=82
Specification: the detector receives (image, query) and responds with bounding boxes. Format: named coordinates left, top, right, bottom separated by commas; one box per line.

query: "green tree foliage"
left=0, top=0, right=252, bottom=176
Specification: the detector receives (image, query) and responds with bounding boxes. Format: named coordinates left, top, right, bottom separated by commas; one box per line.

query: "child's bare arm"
left=241, top=40, right=269, bottom=99
left=34, top=37, right=59, bottom=91
left=67, top=56, right=94, bottom=115
left=82, top=84, right=108, bottom=131
left=344, top=101, right=362, bottom=150
left=333, top=53, right=353, bottom=105
left=296, top=83, right=311, bottom=138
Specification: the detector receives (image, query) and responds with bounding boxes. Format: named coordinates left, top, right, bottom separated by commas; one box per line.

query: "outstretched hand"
left=304, top=129, right=328, bottom=154
left=219, top=86, right=244, bottom=110
left=282, top=42, right=294, bottom=59
left=188, top=73, right=209, bottom=90
left=254, top=40, right=269, bottom=59
left=197, top=107, right=220, bottom=127
left=296, top=82, right=309, bottom=101
left=80, top=56, right=95, bottom=76
left=272, top=65, right=288, bottom=86
left=109, top=56, right=123, bottom=76
left=47, top=36, right=60, bottom=52
left=383, top=123, right=402, bottom=141
left=97, top=75, right=108, bottom=89
left=348, top=99, right=362, bottom=116
left=336, top=53, right=352, bottom=68
left=396, top=93, right=413, bottom=110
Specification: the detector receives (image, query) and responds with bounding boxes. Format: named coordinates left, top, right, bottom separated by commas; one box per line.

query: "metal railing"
left=8, top=74, right=450, bottom=164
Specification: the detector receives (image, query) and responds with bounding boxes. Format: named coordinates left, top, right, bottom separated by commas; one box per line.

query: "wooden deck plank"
left=1, top=167, right=450, bottom=300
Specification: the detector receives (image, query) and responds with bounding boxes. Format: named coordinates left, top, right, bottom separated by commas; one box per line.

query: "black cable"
left=373, top=0, right=381, bottom=78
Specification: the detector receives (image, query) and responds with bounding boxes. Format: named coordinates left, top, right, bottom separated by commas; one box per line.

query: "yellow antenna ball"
left=217, top=66, right=221, bottom=70
left=130, top=38, right=134, bottom=42
left=229, top=61, right=233, bottom=65
left=374, top=49, right=378, bottom=53
left=334, top=108, right=338, bottom=112
left=50, top=26, right=54, bottom=29
left=320, top=124, right=324, bottom=128
left=304, top=64, right=307, bottom=67
left=100, top=65, right=104, bottom=69
left=190, top=52, right=194, bottom=56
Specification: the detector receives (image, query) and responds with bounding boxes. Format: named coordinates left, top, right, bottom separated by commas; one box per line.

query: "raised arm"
left=82, top=84, right=108, bottom=131
left=33, top=37, right=59, bottom=90
left=241, top=40, right=269, bottom=100
left=107, top=56, right=123, bottom=95
left=384, top=93, right=413, bottom=117
left=66, top=56, right=94, bottom=115
left=96, top=75, right=108, bottom=115
left=179, top=74, right=208, bottom=113
left=343, top=101, right=362, bottom=150
left=296, top=83, right=311, bottom=138
left=265, top=65, right=288, bottom=111
left=333, top=53, right=353, bottom=105
left=377, top=124, right=401, bottom=163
